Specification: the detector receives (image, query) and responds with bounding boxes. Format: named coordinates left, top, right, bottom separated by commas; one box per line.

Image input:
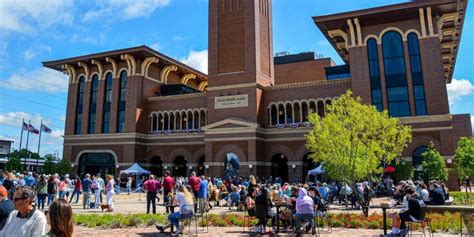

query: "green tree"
left=392, top=160, right=413, bottom=182
left=455, top=137, right=474, bottom=179
left=42, top=154, right=57, bottom=174
left=421, top=143, right=448, bottom=181
left=305, top=90, right=412, bottom=215
left=5, top=156, right=23, bottom=171
left=55, top=159, right=72, bottom=176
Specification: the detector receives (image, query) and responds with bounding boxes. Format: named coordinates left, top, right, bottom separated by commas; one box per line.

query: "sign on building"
left=215, top=94, right=249, bottom=109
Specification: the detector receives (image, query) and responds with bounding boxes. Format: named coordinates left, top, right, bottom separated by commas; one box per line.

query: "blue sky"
left=0, top=0, right=473, bottom=157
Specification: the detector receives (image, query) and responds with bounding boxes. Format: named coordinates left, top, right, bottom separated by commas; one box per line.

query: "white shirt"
left=1, top=208, right=47, bottom=237
left=421, top=189, right=429, bottom=202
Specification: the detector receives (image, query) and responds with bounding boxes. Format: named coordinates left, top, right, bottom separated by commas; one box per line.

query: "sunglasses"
left=13, top=197, right=27, bottom=202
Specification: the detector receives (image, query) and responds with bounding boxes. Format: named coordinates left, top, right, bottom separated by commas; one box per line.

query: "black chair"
left=406, top=206, right=432, bottom=237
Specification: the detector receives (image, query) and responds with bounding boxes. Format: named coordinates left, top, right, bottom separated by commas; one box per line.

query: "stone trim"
left=147, top=92, right=207, bottom=102
left=207, top=82, right=263, bottom=91
left=398, top=114, right=452, bottom=124
left=263, top=79, right=351, bottom=91
left=411, top=126, right=453, bottom=132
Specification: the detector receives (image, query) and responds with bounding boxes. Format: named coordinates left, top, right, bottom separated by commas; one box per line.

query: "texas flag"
left=27, top=123, right=40, bottom=135
left=41, top=124, right=52, bottom=134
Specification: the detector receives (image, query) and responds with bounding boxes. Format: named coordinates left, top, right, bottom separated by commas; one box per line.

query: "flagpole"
left=19, top=118, right=24, bottom=151
left=25, top=120, right=31, bottom=168
left=37, top=119, right=43, bottom=172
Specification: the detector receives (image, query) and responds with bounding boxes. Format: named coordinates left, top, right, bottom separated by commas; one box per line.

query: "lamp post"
left=292, top=164, right=296, bottom=173
left=249, top=164, right=253, bottom=174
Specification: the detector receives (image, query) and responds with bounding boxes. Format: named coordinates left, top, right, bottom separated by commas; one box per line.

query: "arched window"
left=382, top=31, right=410, bottom=117
left=407, top=33, right=427, bottom=115
left=102, top=72, right=113, bottom=133
left=75, top=76, right=85, bottom=134
left=367, top=38, right=383, bottom=111
left=88, top=75, right=99, bottom=134
left=117, top=71, right=127, bottom=133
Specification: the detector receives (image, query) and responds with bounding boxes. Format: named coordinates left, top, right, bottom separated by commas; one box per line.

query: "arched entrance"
left=149, top=156, right=163, bottom=177
left=197, top=156, right=205, bottom=176
left=302, top=153, right=318, bottom=182
left=412, top=146, right=428, bottom=181
left=223, top=153, right=240, bottom=179
left=173, top=156, right=187, bottom=177
left=271, top=153, right=288, bottom=183
left=78, top=152, right=116, bottom=178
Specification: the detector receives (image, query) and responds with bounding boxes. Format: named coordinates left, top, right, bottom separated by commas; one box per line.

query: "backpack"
left=318, top=198, right=328, bottom=212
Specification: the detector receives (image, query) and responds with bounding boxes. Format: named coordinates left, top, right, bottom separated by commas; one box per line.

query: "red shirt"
left=143, top=179, right=160, bottom=192
left=163, top=176, right=174, bottom=191
left=188, top=176, right=201, bottom=191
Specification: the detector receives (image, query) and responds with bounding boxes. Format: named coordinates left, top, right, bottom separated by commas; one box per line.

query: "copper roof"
left=313, top=0, right=468, bottom=83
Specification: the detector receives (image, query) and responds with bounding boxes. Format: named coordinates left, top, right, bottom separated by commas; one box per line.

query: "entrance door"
left=197, top=156, right=205, bottom=176
left=150, top=156, right=163, bottom=177
left=302, top=153, right=318, bottom=182
left=173, top=156, right=187, bottom=177
left=271, top=153, right=288, bottom=183
left=78, top=152, right=116, bottom=178
left=412, top=146, right=428, bottom=182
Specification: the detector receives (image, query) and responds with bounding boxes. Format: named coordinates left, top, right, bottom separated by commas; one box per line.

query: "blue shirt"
left=18, top=179, right=26, bottom=187
left=26, top=176, right=36, bottom=187
left=198, top=180, right=208, bottom=198
left=82, top=178, right=92, bottom=192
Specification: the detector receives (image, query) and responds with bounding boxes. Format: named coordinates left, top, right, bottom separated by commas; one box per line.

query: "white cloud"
left=150, top=43, right=161, bottom=51
left=50, top=129, right=64, bottom=139
left=71, top=32, right=106, bottom=45
left=1, top=67, right=68, bottom=94
left=447, top=78, right=474, bottom=104
left=82, top=0, right=171, bottom=23
left=172, top=36, right=184, bottom=41
left=0, top=111, right=50, bottom=128
left=180, top=50, right=208, bottom=74
left=59, top=115, right=66, bottom=122
left=0, top=0, right=75, bottom=34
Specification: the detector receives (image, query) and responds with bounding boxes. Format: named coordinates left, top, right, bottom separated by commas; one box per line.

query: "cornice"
left=147, top=92, right=207, bottom=102
left=263, top=79, right=351, bottom=91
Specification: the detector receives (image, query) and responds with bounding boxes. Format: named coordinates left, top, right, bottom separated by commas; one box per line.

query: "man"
left=0, top=186, right=14, bottom=230
left=197, top=176, right=208, bottom=213
left=97, top=174, right=105, bottom=204
left=295, top=188, right=315, bottom=235
left=162, top=171, right=175, bottom=214
left=429, top=182, right=445, bottom=205
left=1, top=186, right=47, bottom=236
left=143, top=175, right=161, bottom=214
left=188, top=172, right=200, bottom=212
left=82, top=174, right=93, bottom=209
left=25, top=172, right=36, bottom=188
left=17, top=175, right=26, bottom=187
left=389, top=186, right=425, bottom=235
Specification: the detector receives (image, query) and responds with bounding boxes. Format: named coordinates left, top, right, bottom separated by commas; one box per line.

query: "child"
left=228, top=186, right=240, bottom=209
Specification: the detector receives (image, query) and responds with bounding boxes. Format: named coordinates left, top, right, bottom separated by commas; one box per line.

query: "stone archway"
left=149, top=156, right=163, bottom=177
left=197, top=156, right=205, bottom=176
left=302, top=153, right=319, bottom=182
left=271, top=153, right=289, bottom=183
left=172, top=156, right=187, bottom=177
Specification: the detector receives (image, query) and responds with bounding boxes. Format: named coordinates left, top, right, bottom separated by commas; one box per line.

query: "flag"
left=27, top=124, right=40, bottom=135
left=22, top=122, right=29, bottom=131
left=41, top=124, right=52, bottom=134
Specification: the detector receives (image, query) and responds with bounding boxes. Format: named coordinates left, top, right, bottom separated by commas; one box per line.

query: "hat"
left=64, top=174, right=69, bottom=178
left=0, top=186, right=7, bottom=197
left=308, top=186, right=318, bottom=192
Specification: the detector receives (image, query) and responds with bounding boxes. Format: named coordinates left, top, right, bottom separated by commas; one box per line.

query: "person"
left=45, top=199, right=73, bottom=237
left=248, top=175, right=257, bottom=191
left=1, top=186, right=47, bottom=236
left=81, top=174, right=92, bottom=209
left=105, top=175, right=115, bottom=212
left=197, top=175, right=208, bottom=213
left=418, top=182, right=430, bottom=203
left=464, top=176, right=471, bottom=192
left=295, top=188, right=315, bottom=235
left=64, top=174, right=72, bottom=200
left=97, top=174, right=105, bottom=204
left=143, top=175, right=160, bottom=214
left=58, top=177, right=68, bottom=199
left=0, top=186, right=14, bottom=230
left=126, top=177, right=132, bottom=195
left=92, top=175, right=101, bottom=208
left=47, top=175, right=57, bottom=205
left=188, top=172, right=200, bottom=212
left=428, top=182, right=445, bottom=205
left=228, top=186, right=240, bottom=209
left=69, top=176, right=81, bottom=204
left=389, top=186, right=425, bottom=236
left=162, top=171, right=175, bottom=214
left=1, top=173, right=13, bottom=200
left=307, top=186, right=325, bottom=218
left=17, top=174, right=26, bottom=187
left=255, top=186, right=275, bottom=234
left=35, top=175, right=48, bottom=210
left=25, top=172, right=36, bottom=188
left=156, top=185, right=195, bottom=236
left=245, top=187, right=256, bottom=217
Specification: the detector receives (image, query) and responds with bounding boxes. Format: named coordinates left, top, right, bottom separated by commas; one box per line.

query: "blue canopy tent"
left=307, top=164, right=325, bottom=176
left=120, top=163, right=151, bottom=175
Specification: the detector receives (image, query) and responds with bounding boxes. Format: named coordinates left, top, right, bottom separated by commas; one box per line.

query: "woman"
left=255, top=185, right=275, bottom=234
left=47, top=175, right=58, bottom=205
left=105, top=175, right=115, bottom=212
left=219, top=184, right=229, bottom=206
left=248, top=175, right=257, bottom=191
left=156, top=185, right=195, bottom=236
left=126, top=177, right=132, bottom=195
left=36, top=175, right=48, bottom=210
left=69, top=176, right=81, bottom=204
left=418, top=182, right=430, bottom=203
left=245, top=186, right=256, bottom=216
left=45, top=199, right=73, bottom=237
left=58, top=177, right=68, bottom=199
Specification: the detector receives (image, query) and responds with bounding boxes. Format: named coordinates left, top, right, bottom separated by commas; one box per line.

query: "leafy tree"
left=42, top=154, right=57, bottom=174
left=305, top=90, right=412, bottom=215
left=55, top=159, right=72, bottom=176
left=455, top=137, right=474, bottom=179
left=6, top=156, right=23, bottom=171
left=392, top=160, right=413, bottom=182
left=421, top=143, right=448, bottom=181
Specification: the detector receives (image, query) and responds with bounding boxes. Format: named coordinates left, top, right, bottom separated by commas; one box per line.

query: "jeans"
left=59, top=191, right=66, bottom=199
left=70, top=189, right=81, bottom=203
left=295, top=213, right=314, bottom=231
left=146, top=191, right=157, bottom=214
left=168, top=211, right=194, bottom=230
left=47, top=193, right=56, bottom=205
left=164, top=189, right=174, bottom=213
left=37, top=194, right=47, bottom=210
left=83, top=191, right=91, bottom=209
left=198, top=197, right=207, bottom=213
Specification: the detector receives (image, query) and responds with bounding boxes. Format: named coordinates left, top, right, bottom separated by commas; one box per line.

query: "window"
left=88, top=75, right=98, bottom=134
left=75, top=76, right=85, bottom=134
left=367, top=38, right=383, bottom=112
left=102, top=72, right=113, bottom=133
left=382, top=31, right=410, bottom=117
left=117, top=71, right=127, bottom=133
left=408, top=33, right=427, bottom=115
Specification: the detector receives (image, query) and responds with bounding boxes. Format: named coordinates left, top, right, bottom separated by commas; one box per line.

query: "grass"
left=450, top=191, right=474, bottom=205
left=73, top=211, right=471, bottom=233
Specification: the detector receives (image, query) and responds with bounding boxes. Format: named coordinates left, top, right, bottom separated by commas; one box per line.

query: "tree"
left=5, top=156, right=23, bottom=171
left=455, top=137, right=474, bottom=179
left=42, top=154, right=57, bottom=174
left=305, top=90, right=412, bottom=215
left=392, top=160, right=413, bottom=183
left=56, top=159, right=72, bottom=176
left=421, top=143, right=448, bottom=181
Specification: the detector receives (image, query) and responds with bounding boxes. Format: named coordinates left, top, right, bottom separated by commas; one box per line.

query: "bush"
left=450, top=191, right=474, bottom=205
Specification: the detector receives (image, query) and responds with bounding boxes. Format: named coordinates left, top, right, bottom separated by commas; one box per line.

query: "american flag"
left=27, top=123, right=39, bottom=135
left=41, top=124, right=52, bottom=133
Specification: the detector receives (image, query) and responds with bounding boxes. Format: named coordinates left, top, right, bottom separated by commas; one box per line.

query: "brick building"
left=43, top=0, right=471, bottom=187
